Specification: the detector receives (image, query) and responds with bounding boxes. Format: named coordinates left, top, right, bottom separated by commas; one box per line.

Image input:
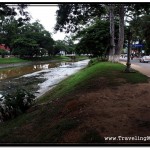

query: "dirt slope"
left=1, top=73, right=150, bottom=144
left=57, top=78, right=150, bottom=143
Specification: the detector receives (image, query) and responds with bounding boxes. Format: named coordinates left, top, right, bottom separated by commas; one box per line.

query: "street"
left=119, top=57, right=150, bottom=77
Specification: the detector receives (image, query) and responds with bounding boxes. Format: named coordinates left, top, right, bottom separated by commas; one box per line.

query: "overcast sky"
left=27, top=5, right=67, bottom=41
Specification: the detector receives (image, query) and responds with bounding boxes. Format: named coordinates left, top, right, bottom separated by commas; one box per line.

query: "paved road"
left=119, top=57, right=150, bottom=77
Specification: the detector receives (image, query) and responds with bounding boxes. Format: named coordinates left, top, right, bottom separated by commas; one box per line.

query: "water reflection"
left=0, top=62, right=61, bottom=80
left=0, top=59, right=90, bottom=99
left=0, top=90, right=3, bottom=100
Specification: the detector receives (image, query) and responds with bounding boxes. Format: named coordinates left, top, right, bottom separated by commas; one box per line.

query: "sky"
left=27, top=5, right=68, bottom=41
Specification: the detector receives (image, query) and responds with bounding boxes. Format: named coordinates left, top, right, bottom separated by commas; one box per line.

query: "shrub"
left=88, top=57, right=108, bottom=67
left=0, top=49, right=9, bottom=58
left=0, top=88, right=35, bottom=122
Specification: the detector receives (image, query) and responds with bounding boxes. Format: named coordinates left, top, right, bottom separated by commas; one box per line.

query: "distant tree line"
left=1, top=4, right=149, bottom=59
left=0, top=4, right=76, bottom=58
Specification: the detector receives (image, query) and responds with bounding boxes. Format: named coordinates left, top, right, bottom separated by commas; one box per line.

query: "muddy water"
left=0, top=63, right=59, bottom=80
left=0, top=60, right=90, bottom=99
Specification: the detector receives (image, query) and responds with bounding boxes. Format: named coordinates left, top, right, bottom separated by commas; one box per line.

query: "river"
left=0, top=59, right=90, bottom=99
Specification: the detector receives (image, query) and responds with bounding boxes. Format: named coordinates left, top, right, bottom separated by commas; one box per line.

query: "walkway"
left=119, top=57, right=150, bottom=77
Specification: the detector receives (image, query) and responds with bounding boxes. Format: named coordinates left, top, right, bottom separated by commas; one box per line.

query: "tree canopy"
left=0, top=4, right=55, bottom=58
left=11, top=21, right=54, bottom=57
left=74, top=20, right=110, bottom=57
left=55, top=3, right=150, bottom=60
left=130, top=14, right=150, bottom=54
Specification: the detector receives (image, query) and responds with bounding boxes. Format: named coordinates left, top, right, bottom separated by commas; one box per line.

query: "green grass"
left=0, top=57, right=29, bottom=64
left=0, top=56, right=69, bottom=64
left=24, top=56, right=70, bottom=61
left=27, top=55, right=88, bottom=62
left=76, top=55, right=89, bottom=61
left=0, top=56, right=88, bottom=64
left=51, top=55, right=70, bottom=60
left=51, top=55, right=88, bottom=61
left=0, top=61, right=148, bottom=143
left=38, top=61, right=148, bottom=104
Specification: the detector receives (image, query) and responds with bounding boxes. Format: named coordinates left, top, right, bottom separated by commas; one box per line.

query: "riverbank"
left=0, top=59, right=90, bottom=104
left=0, top=61, right=150, bottom=144
left=0, top=56, right=88, bottom=69
left=0, top=56, right=67, bottom=69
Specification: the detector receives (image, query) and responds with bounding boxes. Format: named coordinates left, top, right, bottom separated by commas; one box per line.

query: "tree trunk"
left=109, top=4, right=115, bottom=62
left=115, top=4, right=125, bottom=62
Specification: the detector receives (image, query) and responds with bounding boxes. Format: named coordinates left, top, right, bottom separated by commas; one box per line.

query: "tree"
left=20, top=21, right=54, bottom=56
left=53, top=40, right=67, bottom=55
left=0, top=4, right=30, bottom=23
left=0, top=4, right=30, bottom=54
left=55, top=4, right=126, bottom=61
left=108, top=4, right=115, bottom=61
left=13, top=37, right=38, bottom=58
left=54, top=3, right=150, bottom=61
left=55, top=4, right=106, bottom=33
left=115, top=4, right=125, bottom=61
left=0, top=16, right=21, bottom=53
left=130, top=15, right=150, bottom=54
left=11, top=21, right=54, bottom=58
left=64, top=36, right=76, bottom=54
left=74, top=20, right=110, bottom=57
left=0, top=48, right=9, bottom=58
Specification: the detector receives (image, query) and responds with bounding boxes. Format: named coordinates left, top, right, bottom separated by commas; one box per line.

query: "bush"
left=0, top=88, right=35, bottom=122
left=0, top=49, right=9, bottom=58
left=88, top=57, right=108, bottom=67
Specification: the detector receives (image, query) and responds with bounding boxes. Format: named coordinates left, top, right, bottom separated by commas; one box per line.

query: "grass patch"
left=75, top=55, right=89, bottom=61
left=27, top=55, right=89, bottom=62
left=0, top=56, right=88, bottom=65
left=24, top=56, right=70, bottom=61
left=0, top=57, right=29, bottom=64
left=38, top=62, right=148, bottom=104
left=121, top=71, right=148, bottom=83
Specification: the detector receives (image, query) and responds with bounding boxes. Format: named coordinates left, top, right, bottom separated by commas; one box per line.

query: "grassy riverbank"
left=38, top=61, right=148, bottom=104
left=0, top=57, right=29, bottom=64
left=0, top=55, right=88, bottom=65
left=0, top=61, right=149, bottom=144
left=0, top=56, right=68, bottom=64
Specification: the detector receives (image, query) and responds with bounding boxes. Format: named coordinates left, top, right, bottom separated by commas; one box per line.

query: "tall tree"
left=0, top=16, right=21, bottom=52
left=0, top=4, right=30, bottom=22
left=74, top=19, right=110, bottom=57
left=109, top=4, right=115, bottom=61
left=55, top=4, right=106, bottom=33
left=11, top=21, right=54, bottom=57
left=115, top=4, right=125, bottom=61
left=55, top=3, right=150, bottom=61
left=130, top=15, right=150, bottom=54
left=0, top=4, right=30, bottom=53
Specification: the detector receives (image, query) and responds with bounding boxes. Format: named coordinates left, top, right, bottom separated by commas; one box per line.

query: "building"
left=0, top=44, right=10, bottom=52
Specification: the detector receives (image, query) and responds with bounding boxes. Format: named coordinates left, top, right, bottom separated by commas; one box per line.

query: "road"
left=119, top=57, right=150, bottom=77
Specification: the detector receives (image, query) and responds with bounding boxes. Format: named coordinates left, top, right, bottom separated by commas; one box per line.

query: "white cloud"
left=27, top=5, right=67, bottom=41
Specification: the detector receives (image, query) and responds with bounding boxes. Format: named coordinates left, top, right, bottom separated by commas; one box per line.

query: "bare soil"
left=56, top=77, right=150, bottom=144
left=1, top=75, right=150, bottom=144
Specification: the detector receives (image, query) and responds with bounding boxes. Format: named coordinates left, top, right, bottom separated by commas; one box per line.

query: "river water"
left=0, top=59, right=90, bottom=99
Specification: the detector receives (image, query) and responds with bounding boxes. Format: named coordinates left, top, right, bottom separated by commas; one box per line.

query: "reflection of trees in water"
left=0, top=62, right=67, bottom=97
left=0, top=60, right=87, bottom=98
left=0, top=62, right=62, bottom=80
left=0, top=74, right=7, bottom=80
